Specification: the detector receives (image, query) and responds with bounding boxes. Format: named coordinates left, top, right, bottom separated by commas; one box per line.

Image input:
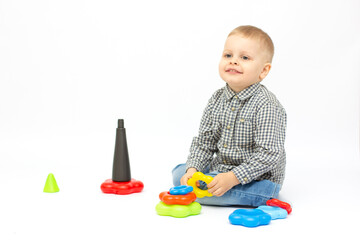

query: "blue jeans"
left=172, top=164, right=281, bottom=207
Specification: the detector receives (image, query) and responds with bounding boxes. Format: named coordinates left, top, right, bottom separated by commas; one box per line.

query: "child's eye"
left=241, top=56, right=249, bottom=60
left=224, top=54, right=232, bottom=58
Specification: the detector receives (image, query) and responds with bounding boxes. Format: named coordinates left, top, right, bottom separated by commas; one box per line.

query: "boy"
left=172, top=25, right=286, bottom=206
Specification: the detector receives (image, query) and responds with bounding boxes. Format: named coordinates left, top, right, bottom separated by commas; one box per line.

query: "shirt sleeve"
left=231, top=103, right=287, bottom=185
left=186, top=96, right=218, bottom=172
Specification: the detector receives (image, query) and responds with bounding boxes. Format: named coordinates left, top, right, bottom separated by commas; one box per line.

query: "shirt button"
left=240, top=118, right=245, bottom=122
left=227, top=125, right=231, bottom=130
left=243, top=177, right=248, bottom=182
left=231, top=107, right=235, bottom=111
left=224, top=144, right=228, bottom=148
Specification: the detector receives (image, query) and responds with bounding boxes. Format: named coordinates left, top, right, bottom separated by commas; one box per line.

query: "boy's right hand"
left=180, top=168, right=198, bottom=186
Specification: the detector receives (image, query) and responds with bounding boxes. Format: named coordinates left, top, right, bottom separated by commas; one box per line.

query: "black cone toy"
left=101, top=119, right=144, bottom=195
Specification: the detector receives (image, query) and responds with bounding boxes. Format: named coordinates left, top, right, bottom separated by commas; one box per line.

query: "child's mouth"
left=226, top=69, right=242, bottom=74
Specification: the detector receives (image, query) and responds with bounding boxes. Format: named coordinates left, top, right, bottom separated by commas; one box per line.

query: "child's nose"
left=230, top=58, right=239, bottom=65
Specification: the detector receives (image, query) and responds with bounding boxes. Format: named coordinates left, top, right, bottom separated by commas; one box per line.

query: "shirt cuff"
left=186, top=161, right=203, bottom=173
left=231, top=166, right=252, bottom=185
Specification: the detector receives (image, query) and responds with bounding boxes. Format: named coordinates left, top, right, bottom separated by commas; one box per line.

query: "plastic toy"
left=101, top=119, right=144, bottom=195
left=257, top=206, right=288, bottom=220
left=156, top=185, right=200, bottom=218
left=101, top=179, right=144, bottom=195
left=159, top=191, right=197, bottom=205
left=169, top=185, right=193, bottom=195
left=43, top=173, right=59, bottom=193
left=229, top=209, right=271, bottom=227
left=266, top=199, right=292, bottom=214
left=187, top=172, right=213, bottom=198
left=156, top=201, right=201, bottom=218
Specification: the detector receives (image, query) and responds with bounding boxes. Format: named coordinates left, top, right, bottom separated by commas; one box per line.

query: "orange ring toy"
left=159, top=191, right=197, bottom=205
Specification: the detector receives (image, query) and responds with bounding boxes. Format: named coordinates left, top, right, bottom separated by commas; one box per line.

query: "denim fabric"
left=172, top=164, right=280, bottom=207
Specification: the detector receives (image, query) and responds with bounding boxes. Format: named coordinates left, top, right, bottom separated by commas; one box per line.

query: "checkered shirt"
left=186, top=83, right=286, bottom=186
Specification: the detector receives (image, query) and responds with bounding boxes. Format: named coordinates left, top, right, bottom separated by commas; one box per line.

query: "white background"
left=0, top=0, right=359, bottom=239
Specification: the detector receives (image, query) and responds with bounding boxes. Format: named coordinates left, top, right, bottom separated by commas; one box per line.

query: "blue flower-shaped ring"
left=169, top=185, right=193, bottom=195
left=229, top=209, right=271, bottom=227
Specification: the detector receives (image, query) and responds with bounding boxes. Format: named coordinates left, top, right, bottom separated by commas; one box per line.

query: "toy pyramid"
left=43, top=173, right=59, bottom=193
left=155, top=185, right=201, bottom=218
left=100, top=119, right=144, bottom=195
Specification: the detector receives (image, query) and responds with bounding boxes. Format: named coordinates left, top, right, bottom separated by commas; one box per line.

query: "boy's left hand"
left=207, top=171, right=240, bottom=197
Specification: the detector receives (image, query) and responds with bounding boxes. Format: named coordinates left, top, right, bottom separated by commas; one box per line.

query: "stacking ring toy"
left=257, top=206, right=288, bottom=220
left=187, top=172, right=213, bottom=198
left=156, top=201, right=201, bottom=218
left=169, top=185, right=193, bottom=195
left=229, top=209, right=271, bottom=227
left=159, top=191, right=197, bottom=205
left=266, top=199, right=292, bottom=214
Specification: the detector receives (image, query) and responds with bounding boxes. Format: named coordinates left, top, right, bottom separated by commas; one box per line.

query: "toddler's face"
left=219, top=34, right=271, bottom=93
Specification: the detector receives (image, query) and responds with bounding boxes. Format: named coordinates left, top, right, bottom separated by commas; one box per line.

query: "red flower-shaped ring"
left=101, top=179, right=144, bottom=195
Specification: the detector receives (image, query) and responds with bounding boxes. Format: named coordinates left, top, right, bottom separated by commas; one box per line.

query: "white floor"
left=1, top=146, right=359, bottom=240
left=1, top=1, right=359, bottom=239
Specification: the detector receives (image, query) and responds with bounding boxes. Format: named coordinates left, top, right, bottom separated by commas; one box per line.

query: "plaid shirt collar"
left=224, top=83, right=261, bottom=101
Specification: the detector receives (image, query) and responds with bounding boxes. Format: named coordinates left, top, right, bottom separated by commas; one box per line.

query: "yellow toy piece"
left=187, top=172, right=213, bottom=198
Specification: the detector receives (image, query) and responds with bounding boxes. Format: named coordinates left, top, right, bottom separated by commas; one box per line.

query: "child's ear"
left=259, top=63, right=272, bottom=80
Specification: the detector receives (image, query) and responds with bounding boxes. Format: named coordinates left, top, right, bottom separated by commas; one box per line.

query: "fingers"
left=208, top=184, right=226, bottom=196
left=180, top=175, right=189, bottom=186
left=207, top=178, right=216, bottom=189
left=180, top=171, right=234, bottom=197
left=196, top=180, right=200, bottom=187
left=207, top=179, right=222, bottom=196
left=180, top=172, right=193, bottom=185
left=213, top=188, right=226, bottom=197
left=180, top=168, right=198, bottom=186
left=207, top=175, right=229, bottom=197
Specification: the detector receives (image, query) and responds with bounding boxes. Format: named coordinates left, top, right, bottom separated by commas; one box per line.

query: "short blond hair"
left=228, top=25, right=274, bottom=63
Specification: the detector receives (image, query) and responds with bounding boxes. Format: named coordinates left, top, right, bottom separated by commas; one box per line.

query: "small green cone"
left=43, top=173, right=60, bottom=193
